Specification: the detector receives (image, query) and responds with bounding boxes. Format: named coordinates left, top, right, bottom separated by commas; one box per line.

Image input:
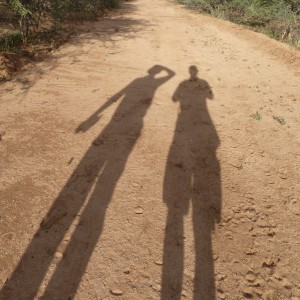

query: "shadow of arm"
left=75, top=89, right=125, bottom=133
left=172, top=83, right=182, bottom=102
left=159, top=66, right=176, bottom=84
left=207, top=84, right=214, bottom=100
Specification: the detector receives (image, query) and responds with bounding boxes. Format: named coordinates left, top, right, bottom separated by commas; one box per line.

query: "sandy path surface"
left=0, top=0, right=299, bottom=299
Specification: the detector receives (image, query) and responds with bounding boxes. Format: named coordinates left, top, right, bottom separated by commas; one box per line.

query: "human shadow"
left=161, top=66, right=221, bottom=300
left=0, top=65, right=175, bottom=300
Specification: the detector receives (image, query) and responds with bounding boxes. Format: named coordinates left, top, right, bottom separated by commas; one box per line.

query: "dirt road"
left=0, top=0, right=299, bottom=299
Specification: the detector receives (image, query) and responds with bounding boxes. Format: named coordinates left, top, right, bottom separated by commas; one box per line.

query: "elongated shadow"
left=0, top=65, right=175, bottom=300
left=161, top=66, right=221, bottom=300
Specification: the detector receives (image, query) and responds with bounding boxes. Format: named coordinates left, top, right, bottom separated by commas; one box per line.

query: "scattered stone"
left=267, top=228, right=276, bottom=237
left=54, top=251, right=63, bottom=259
left=216, top=274, right=226, bottom=281
left=266, top=268, right=273, bottom=275
left=281, top=278, right=292, bottom=289
left=245, top=248, right=256, bottom=255
left=123, top=268, right=130, bottom=274
left=154, top=260, right=163, bottom=266
left=64, top=234, right=72, bottom=242
left=272, top=271, right=282, bottom=280
left=252, top=279, right=262, bottom=287
left=0, top=131, right=5, bottom=141
left=263, top=256, right=275, bottom=267
left=247, top=224, right=254, bottom=232
left=263, top=290, right=279, bottom=300
left=110, top=288, right=123, bottom=296
left=246, top=272, right=256, bottom=282
left=232, top=219, right=240, bottom=225
left=242, top=287, right=253, bottom=298
left=245, top=209, right=257, bottom=220
left=181, top=290, right=188, bottom=297
left=134, top=206, right=144, bottom=214
left=151, top=284, right=161, bottom=291
left=257, top=219, right=270, bottom=228
left=223, top=216, right=232, bottom=223
left=225, top=232, right=233, bottom=240
left=232, top=206, right=241, bottom=213
left=213, top=254, right=219, bottom=260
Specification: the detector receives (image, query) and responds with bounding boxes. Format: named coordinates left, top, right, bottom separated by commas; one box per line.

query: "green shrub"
left=2, top=0, right=120, bottom=41
left=175, top=0, right=300, bottom=45
left=108, top=0, right=120, bottom=8
left=0, top=31, right=22, bottom=52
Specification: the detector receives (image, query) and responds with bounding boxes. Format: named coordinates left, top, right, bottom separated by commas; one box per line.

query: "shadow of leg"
left=0, top=153, right=106, bottom=300
left=161, top=207, right=184, bottom=300
left=192, top=156, right=220, bottom=300
left=193, top=206, right=216, bottom=300
left=41, top=160, right=125, bottom=299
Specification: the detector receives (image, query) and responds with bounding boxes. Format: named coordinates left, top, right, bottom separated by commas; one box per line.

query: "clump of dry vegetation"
left=0, top=0, right=119, bottom=80
left=0, top=0, right=119, bottom=45
left=175, top=0, right=300, bottom=46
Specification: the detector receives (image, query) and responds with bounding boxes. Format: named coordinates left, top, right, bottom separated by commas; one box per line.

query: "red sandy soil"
left=0, top=0, right=299, bottom=299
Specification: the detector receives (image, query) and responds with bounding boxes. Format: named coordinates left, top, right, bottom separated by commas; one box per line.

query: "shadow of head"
left=189, top=65, right=199, bottom=81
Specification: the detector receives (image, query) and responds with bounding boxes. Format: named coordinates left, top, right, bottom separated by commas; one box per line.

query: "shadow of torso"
left=164, top=78, right=220, bottom=215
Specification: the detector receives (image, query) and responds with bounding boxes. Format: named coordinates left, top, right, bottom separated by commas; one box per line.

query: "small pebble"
left=245, top=248, right=256, bottom=255
left=110, top=288, right=123, bottom=296
left=182, top=290, right=188, bottom=297
left=272, top=271, right=282, bottom=280
left=134, top=207, right=144, bottom=214
left=151, top=284, right=161, bottom=291
left=216, top=274, right=226, bottom=281
left=263, top=256, right=275, bottom=267
left=246, top=273, right=256, bottom=282
left=242, top=287, right=253, bottom=298
left=55, top=251, right=63, bottom=259
left=281, top=278, right=292, bottom=289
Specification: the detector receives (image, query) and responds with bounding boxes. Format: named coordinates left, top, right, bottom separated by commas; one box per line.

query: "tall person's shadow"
left=0, top=65, right=175, bottom=300
left=161, top=66, right=221, bottom=300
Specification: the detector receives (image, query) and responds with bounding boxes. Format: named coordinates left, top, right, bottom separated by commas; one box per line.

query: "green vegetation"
left=0, top=31, right=22, bottom=52
left=175, top=0, right=300, bottom=46
left=251, top=111, right=262, bottom=120
left=273, top=115, right=286, bottom=124
left=0, top=0, right=119, bottom=50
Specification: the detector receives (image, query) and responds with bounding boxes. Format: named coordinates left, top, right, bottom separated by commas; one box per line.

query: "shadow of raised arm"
left=157, top=65, right=176, bottom=83
left=76, top=65, right=174, bottom=133
left=75, top=88, right=126, bottom=133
